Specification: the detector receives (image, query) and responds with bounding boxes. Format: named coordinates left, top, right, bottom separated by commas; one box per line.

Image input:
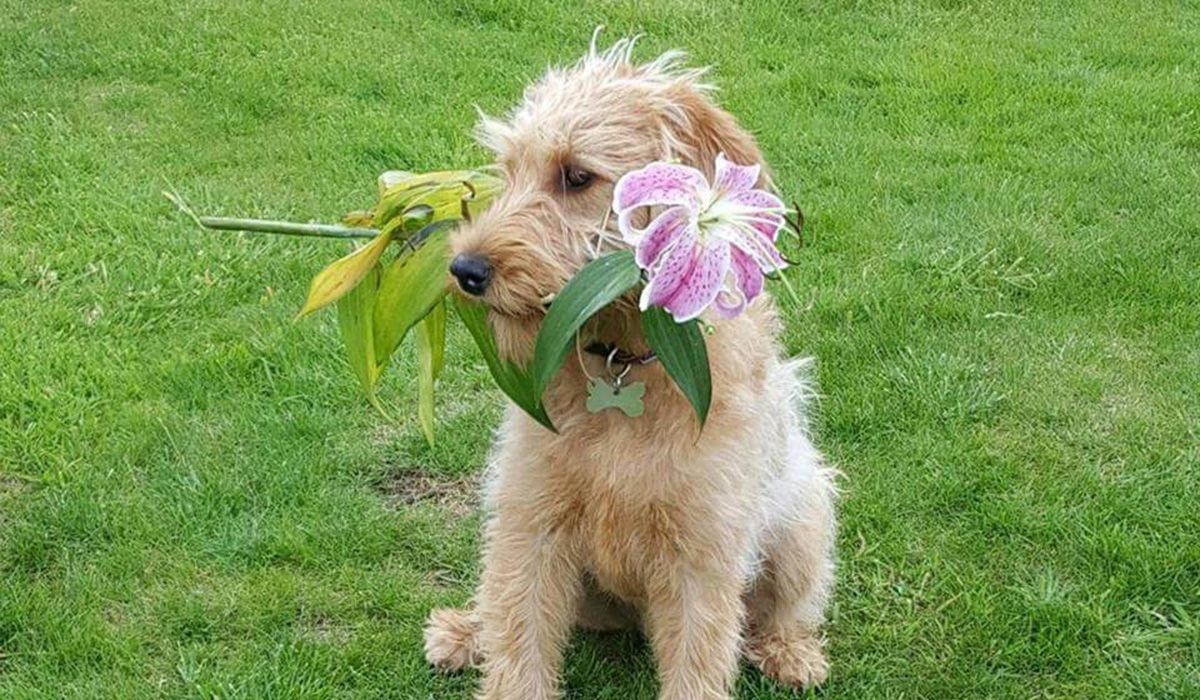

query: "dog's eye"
left=562, top=166, right=594, bottom=191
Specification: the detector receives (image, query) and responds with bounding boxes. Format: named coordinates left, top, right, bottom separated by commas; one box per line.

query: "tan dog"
left=424, top=37, right=837, bottom=700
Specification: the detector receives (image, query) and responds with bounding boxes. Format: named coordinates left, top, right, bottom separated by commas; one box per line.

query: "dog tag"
left=585, top=380, right=645, bottom=417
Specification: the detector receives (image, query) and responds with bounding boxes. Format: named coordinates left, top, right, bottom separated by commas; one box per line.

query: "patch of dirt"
left=301, top=615, right=352, bottom=645
left=376, top=470, right=479, bottom=519
left=368, top=422, right=405, bottom=448
left=0, top=475, right=29, bottom=499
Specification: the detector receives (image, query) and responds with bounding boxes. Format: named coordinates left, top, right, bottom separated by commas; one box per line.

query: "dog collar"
left=583, top=342, right=657, bottom=367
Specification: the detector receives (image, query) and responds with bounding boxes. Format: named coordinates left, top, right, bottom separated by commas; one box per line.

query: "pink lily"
left=613, top=154, right=787, bottom=323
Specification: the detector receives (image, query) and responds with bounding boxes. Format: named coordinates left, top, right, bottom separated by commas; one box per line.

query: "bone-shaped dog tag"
left=585, top=380, right=645, bottom=417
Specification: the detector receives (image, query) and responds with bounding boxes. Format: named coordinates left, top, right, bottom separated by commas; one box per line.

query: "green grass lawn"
left=2, top=0, right=1199, bottom=697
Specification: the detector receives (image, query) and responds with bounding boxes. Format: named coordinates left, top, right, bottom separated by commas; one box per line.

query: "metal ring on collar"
left=605, top=347, right=633, bottom=382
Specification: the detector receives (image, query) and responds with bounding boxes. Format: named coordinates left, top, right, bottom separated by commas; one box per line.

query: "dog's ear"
left=659, top=83, right=766, bottom=184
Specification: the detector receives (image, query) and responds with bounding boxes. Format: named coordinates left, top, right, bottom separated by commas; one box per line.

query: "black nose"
left=450, top=253, right=492, bottom=296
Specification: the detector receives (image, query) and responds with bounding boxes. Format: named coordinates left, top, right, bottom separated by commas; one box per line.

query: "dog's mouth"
left=452, top=286, right=555, bottom=322
left=483, top=293, right=554, bottom=322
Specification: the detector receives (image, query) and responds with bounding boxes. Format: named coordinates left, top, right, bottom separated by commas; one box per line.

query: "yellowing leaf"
left=307, top=167, right=507, bottom=432
left=341, top=209, right=375, bottom=228
left=414, top=300, right=447, bottom=446
left=378, top=170, right=414, bottom=196
left=336, top=264, right=383, bottom=405
left=426, top=297, right=447, bottom=380
left=374, top=169, right=503, bottom=232
left=297, top=229, right=393, bottom=318
left=372, top=226, right=453, bottom=371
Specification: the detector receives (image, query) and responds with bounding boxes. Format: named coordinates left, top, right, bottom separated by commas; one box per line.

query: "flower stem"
left=163, top=189, right=379, bottom=240
left=197, top=216, right=380, bottom=240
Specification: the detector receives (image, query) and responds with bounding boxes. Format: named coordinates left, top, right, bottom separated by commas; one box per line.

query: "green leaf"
left=414, top=300, right=447, bottom=447
left=530, top=250, right=642, bottom=398
left=372, top=226, right=452, bottom=371
left=641, top=305, right=712, bottom=428
left=298, top=229, right=393, bottom=318
left=453, top=296, right=555, bottom=432
left=336, top=264, right=383, bottom=409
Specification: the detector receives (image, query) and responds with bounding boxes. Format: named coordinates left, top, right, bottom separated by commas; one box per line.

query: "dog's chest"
left=515, top=358, right=770, bottom=599
left=548, top=439, right=710, bottom=601
left=574, top=482, right=686, bottom=601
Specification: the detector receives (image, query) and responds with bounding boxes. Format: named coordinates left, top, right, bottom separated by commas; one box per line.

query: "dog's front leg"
left=645, top=550, right=747, bottom=700
left=476, top=509, right=582, bottom=700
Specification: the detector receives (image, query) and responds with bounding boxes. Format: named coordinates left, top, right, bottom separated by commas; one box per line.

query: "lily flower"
left=613, top=154, right=786, bottom=322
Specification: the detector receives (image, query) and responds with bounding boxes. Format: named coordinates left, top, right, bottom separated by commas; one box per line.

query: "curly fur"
left=425, top=36, right=838, bottom=700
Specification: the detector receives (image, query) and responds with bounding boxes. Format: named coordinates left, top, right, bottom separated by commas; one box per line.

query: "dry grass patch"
left=376, top=470, right=479, bottom=519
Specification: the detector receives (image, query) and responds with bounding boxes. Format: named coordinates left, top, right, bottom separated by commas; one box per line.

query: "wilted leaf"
left=372, top=226, right=452, bottom=370
left=375, top=169, right=503, bottom=233
left=641, top=305, right=711, bottom=428
left=308, top=167, right=509, bottom=431
left=377, top=170, right=414, bottom=197
left=453, top=297, right=554, bottom=431
left=298, top=228, right=394, bottom=318
left=414, top=300, right=447, bottom=446
left=336, top=264, right=383, bottom=406
left=530, top=250, right=642, bottom=398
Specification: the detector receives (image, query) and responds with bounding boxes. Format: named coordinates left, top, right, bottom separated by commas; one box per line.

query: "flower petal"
left=711, top=287, right=745, bottom=319
left=658, top=240, right=731, bottom=322
left=714, top=153, right=761, bottom=194
left=617, top=154, right=791, bottom=323
left=730, top=247, right=765, bottom=301
left=613, top=162, right=706, bottom=216
left=712, top=249, right=764, bottom=319
left=640, top=222, right=698, bottom=310
left=633, top=206, right=691, bottom=269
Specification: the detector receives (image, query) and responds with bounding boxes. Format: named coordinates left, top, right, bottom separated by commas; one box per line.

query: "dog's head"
left=450, top=37, right=765, bottom=362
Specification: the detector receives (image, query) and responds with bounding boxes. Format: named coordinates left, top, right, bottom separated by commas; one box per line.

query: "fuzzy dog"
left=423, top=38, right=837, bottom=700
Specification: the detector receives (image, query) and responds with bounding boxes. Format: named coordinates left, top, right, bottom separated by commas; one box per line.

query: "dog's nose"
left=450, top=253, right=493, bottom=296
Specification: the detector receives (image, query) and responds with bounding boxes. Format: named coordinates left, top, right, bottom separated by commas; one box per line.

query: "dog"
left=423, top=37, right=837, bottom=700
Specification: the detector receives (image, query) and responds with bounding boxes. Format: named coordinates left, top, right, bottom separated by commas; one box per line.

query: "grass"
left=1, top=0, right=1198, bottom=697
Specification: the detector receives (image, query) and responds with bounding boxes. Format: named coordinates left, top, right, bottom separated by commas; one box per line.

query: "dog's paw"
left=746, top=630, right=829, bottom=689
left=423, top=608, right=482, bottom=672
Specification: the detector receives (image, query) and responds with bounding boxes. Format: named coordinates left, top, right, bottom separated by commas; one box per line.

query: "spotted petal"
left=643, top=238, right=732, bottom=323
left=614, top=162, right=706, bottom=212
left=614, top=162, right=707, bottom=237
left=714, top=153, right=761, bottom=194
left=730, top=247, right=765, bottom=301
left=640, top=221, right=698, bottom=309
left=712, top=285, right=745, bottom=319
left=615, top=154, right=794, bottom=323
left=633, top=205, right=691, bottom=268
